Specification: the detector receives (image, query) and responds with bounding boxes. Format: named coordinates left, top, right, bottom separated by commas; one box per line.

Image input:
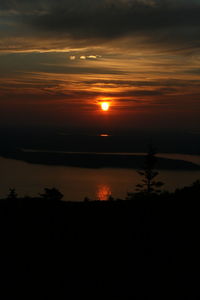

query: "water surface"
left=0, top=156, right=200, bottom=201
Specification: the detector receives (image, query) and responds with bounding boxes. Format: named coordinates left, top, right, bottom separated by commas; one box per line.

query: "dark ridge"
left=0, top=127, right=200, bottom=155
left=1, top=187, right=200, bottom=298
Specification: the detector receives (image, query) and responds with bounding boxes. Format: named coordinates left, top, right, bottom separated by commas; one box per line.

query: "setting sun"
left=101, top=102, right=110, bottom=111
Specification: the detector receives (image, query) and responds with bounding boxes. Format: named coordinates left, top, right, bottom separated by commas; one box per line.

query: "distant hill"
left=0, top=128, right=200, bottom=155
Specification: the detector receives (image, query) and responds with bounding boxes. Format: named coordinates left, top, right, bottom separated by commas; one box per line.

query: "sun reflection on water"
left=100, top=133, right=109, bottom=137
left=97, top=184, right=112, bottom=201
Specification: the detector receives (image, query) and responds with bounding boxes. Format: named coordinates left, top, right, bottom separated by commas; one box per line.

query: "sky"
left=0, top=0, right=200, bottom=132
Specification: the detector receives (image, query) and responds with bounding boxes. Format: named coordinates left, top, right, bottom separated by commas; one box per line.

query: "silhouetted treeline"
left=1, top=179, right=200, bottom=202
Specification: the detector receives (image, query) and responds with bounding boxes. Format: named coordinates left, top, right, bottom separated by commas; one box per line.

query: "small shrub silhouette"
left=39, top=188, right=63, bottom=201
left=7, top=188, right=18, bottom=200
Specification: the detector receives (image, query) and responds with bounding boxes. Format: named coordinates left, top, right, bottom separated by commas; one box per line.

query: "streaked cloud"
left=0, top=1, right=200, bottom=129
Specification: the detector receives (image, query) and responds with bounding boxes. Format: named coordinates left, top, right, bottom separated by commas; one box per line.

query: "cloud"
left=1, top=1, right=200, bottom=52
left=69, top=55, right=76, bottom=60
left=185, top=68, right=200, bottom=75
left=87, top=55, right=98, bottom=59
left=82, top=79, right=200, bottom=88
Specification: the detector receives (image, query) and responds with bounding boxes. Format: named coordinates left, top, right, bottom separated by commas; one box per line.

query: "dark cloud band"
left=1, top=0, right=200, bottom=50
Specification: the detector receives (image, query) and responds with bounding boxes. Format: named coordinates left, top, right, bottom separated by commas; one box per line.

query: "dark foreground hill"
left=1, top=190, right=200, bottom=298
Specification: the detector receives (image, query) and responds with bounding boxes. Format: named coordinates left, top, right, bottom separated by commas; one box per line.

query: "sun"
left=101, top=102, right=110, bottom=111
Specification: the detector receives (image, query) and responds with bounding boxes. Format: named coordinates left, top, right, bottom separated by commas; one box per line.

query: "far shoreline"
left=1, top=149, right=200, bottom=170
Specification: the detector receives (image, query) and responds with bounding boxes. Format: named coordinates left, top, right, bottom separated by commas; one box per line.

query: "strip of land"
left=1, top=148, right=200, bottom=170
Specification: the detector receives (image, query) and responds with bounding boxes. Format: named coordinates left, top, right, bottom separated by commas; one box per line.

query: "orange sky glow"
left=0, top=1, right=200, bottom=130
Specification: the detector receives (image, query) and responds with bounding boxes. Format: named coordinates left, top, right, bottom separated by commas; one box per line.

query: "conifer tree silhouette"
left=136, top=145, right=164, bottom=194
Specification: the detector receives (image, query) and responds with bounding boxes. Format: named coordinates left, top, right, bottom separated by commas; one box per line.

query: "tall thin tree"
left=136, top=145, right=164, bottom=195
